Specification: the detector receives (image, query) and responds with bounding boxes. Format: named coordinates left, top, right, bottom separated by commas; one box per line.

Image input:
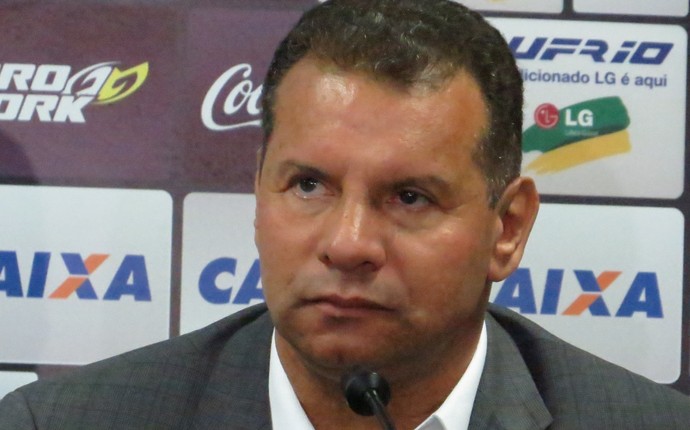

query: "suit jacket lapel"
left=468, top=313, right=552, bottom=430
left=191, top=307, right=274, bottom=430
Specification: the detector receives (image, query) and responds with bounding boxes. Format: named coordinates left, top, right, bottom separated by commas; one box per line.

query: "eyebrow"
left=391, top=175, right=453, bottom=196
left=275, top=160, right=329, bottom=181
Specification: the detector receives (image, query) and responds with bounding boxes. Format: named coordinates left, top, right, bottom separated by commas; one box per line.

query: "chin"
left=300, top=338, right=395, bottom=375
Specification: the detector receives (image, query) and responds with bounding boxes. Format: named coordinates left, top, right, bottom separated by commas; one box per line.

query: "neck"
left=275, top=324, right=482, bottom=430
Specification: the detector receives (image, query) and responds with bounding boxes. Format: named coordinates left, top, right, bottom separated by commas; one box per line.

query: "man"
left=1, top=0, right=689, bottom=429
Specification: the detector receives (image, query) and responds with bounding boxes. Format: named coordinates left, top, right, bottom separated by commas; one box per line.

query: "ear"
left=488, top=176, right=539, bottom=282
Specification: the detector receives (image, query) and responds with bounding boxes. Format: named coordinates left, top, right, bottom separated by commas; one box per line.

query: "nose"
left=317, top=197, right=386, bottom=274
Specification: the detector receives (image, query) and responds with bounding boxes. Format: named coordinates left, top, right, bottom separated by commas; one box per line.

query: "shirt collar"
left=269, top=332, right=315, bottom=429
left=417, top=321, right=487, bottom=430
left=269, top=321, right=487, bottom=430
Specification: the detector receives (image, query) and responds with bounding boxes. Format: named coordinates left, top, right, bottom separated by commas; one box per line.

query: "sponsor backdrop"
left=0, top=0, right=688, bottom=396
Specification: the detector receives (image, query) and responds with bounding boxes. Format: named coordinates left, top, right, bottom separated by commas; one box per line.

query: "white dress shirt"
left=269, top=322, right=487, bottom=430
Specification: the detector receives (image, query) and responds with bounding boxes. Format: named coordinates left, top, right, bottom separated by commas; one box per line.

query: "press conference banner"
left=0, top=0, right=688, bottom=395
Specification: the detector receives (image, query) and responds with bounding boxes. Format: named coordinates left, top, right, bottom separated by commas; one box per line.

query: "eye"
left=395, top=190, right=432, bottom=208
left=292, top=176, right=327, bottom=198
left=298, top=177, right=319, bottom=193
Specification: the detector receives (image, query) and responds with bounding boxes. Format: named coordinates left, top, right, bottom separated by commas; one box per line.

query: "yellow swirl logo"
left=95, top=63, right=149, bottom=105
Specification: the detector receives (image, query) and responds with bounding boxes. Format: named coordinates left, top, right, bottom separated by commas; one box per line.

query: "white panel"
left=0, top=185, right=172, bottom=365
left=180, top=193, right=262, bottom=334
left=491, top=18, right=687, bottom=198
left=491, top=204, right=684, bottom=383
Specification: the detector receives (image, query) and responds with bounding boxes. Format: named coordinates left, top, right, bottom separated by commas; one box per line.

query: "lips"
left=305, top=294, right=393, bottom=316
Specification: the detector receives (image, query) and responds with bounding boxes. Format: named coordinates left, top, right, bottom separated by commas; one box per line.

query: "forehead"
left=267, top=58, right=488, bottom=175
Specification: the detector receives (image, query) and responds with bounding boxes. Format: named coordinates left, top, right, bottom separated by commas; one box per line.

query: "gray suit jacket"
left=1, top=303, right=689, bottom=429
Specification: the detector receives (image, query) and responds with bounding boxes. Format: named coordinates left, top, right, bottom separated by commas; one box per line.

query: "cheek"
left=255, top=198, right=310, bottom=299
left=396, top=229, right=492, bottom=311
left=255, top=196, right=292, bottom=249
left=255, top=201, right=287, bottom=292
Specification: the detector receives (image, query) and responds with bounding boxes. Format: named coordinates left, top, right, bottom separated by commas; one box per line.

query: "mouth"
left=305, top=294, right=393, bottom=318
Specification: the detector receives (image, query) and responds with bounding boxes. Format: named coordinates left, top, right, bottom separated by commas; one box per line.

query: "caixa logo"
left=0, top=61, right=148, bottom=123
left=494, top=268, right=663, bottom=318
left=201, top=63, right=262, bottom=132
left=508, top=37, right=673, bottom=64
left=0, top=251, right=151, bottom=301
left=198, top=257, right=264, bottom=304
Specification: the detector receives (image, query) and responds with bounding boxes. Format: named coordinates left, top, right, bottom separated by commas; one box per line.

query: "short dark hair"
left=260, top=0, right=523, bottom=206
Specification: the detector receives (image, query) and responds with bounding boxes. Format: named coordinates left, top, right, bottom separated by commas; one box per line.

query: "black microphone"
left=341, top=366, right=397, bottom=430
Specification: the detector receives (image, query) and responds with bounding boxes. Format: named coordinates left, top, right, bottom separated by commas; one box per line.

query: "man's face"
left=255, top=58, right=506, bottom=379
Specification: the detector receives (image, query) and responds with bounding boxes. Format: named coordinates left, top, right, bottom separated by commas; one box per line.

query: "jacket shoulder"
left=0, top=303, right=272, bottom=429
left=486, top=304, right=690, bottom=428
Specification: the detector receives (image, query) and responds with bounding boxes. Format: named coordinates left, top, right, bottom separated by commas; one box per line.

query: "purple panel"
left=0, top=4, right=182, bottom=184
left=182, top=8, right=301, bottom=191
